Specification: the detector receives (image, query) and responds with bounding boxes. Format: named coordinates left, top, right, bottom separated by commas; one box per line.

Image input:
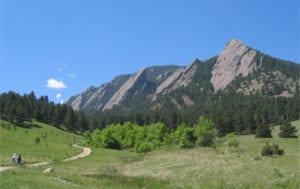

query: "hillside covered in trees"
left=66, top=39, right=299, bottom=138
left=0, top=91, right=88, bottom=132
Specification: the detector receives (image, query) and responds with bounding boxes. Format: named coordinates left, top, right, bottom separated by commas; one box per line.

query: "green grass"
left=0, top=120, right=299, bottom=189
left=0, top=120, right=82, bottom=166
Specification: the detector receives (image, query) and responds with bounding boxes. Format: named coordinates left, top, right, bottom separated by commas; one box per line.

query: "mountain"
left=211, top=39, right=258, bottom=91
left=69, top=65, right=181, bottom=113
left=68, top=39, right=300, bottom=114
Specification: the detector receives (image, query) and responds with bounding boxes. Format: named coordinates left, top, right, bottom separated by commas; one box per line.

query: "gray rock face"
left=103, top=68, right=147, bottom=110
left=155, top=59, right=199, bottom=95
left=210, top=39, right=257, bottom=91
left=70, top=86, right=97, bottom=111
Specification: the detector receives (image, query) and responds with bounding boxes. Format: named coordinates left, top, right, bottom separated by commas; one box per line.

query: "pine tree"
left=64, top=107, right=76, bottom=131
left=256, top=123, right=272, bottom=138
left=77, top=112, right=89, bottom=132
left=279, top=122, right=298, bottom=138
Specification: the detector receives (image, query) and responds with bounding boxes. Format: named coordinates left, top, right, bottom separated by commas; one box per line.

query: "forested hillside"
left=72, top=40, right=300, bottom=137
left=0, top=91, right=88, bottom=132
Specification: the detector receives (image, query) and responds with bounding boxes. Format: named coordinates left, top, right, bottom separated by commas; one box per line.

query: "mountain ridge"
left=68, top=39, right=300, bottom=113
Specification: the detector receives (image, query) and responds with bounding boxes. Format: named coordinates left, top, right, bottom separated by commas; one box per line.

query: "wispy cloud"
left=67, top=73, right=75, bottom=78
left=57, top=61, right=67, bottom=73
left=55, top=93, right=64, bottom=104
left=56, top=93, right=62, bottom=100
left=46, top=78, right=67, bottom=90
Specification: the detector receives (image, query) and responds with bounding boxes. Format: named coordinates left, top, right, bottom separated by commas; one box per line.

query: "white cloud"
left=46, top=78, right=67, bottom=90
left=56, top=93, right=62, bottom=100
left=55, top=93, right=64, bottom=104
left=67, top=73, right=75, bottom=78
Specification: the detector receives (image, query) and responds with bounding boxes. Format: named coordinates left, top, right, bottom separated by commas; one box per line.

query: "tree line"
left=0, top=91, right=88, bottom=132
left=86, top=92, right=299, bottom=137
left=0, top=90, right=298, bottom=139
left=84, top=116, right=215, bottom=153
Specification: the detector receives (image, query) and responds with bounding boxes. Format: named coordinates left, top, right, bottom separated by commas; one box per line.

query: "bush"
left=226, top=133, right=240, bottom=148
left=253, top=155, right=261, bottom=161
left=35, top=136, right=41, bottom=144
left=179, top=127, right=196, bottom=148
left=272, top=143, right=284, bottom=155
left=135, top=141, right=152, bottom=153
left=261, top=142, right=273, bottom=157
left=261, top=142, right=284, bottom=157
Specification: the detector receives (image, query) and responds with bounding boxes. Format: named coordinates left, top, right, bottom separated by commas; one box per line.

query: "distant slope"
left=0, top=120, right=83, bottom=166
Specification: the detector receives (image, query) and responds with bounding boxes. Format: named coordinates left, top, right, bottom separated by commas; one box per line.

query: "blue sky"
left=1, top=0, right=299, bottom=103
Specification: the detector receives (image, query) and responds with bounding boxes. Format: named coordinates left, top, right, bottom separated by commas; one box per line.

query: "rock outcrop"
left=210, top=39, right=257, bottom=91
left=70, top=86, right=97, bottom=111
left=103, top=68, right=147, bottom=110
left=155, top=58, right=200, bottom=95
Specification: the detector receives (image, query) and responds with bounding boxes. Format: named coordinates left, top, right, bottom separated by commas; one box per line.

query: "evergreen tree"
left=279, top=122, right=298, bottom=138
left=77, top=112, right=89, bottom=132
left=256, top=123, right=272, bottom=138
left=64, top=107, right=76, bottom=131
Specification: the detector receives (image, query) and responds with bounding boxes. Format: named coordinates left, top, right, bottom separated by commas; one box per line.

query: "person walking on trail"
left=12, top=153, right=17, bottom=164
left=17, top=154, right=22, bottom=165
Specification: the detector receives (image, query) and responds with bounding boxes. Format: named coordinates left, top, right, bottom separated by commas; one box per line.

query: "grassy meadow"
left=0, top=120, right=299, bottom=189
left=0, top=120, right=82, bottom=166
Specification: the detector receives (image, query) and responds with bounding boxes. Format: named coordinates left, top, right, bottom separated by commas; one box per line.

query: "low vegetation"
left=84, top=116, right=215, bottom=153
left=0, top=120, right=82, bottom=166
left=261, top=142, right=284, bottom=157
left=0, top=120, right=299, bottom=189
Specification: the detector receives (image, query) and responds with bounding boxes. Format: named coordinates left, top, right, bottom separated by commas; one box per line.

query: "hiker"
left=17, top=154, right=22, bottom=165
left=12, top=153, right=17, bottom=163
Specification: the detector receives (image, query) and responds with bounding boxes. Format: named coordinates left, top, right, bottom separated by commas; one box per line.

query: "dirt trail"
left=0, top=145, right=91, bottom=173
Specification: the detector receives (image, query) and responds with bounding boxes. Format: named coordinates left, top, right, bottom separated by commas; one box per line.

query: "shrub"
left=179, top=127, right=196, bottom=148
left=261, top=142, right=273, bottom=157
left=135, top=141, right=152, bottom=153
left=226, top=133, right=240, bottom=148
left=272, top=143, right=284, bottom=155
left=253, top=155, right=261, bottom=161
left=279, top=122, right=298, bottom=138
left=35, top=136, right=41, bottom=144
left=261, top=142, right=284, bottom=157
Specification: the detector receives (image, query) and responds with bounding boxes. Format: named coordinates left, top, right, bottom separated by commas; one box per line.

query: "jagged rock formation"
left=155, top=58, right=200, bottom=95
left=70, top=86, right=97, bottom=111
left=211, top=39, right=257, bottom=91
left=68, top=39, right=299, bottom=113
left=103, top=68, right=147, bottom=110
left=69, top=74, right=132, bottom=112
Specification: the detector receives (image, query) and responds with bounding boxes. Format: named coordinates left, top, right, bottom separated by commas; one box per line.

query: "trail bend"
left=0, top=145, right=91, bottom=173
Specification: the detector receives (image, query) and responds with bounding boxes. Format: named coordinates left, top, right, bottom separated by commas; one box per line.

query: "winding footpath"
left=0, top=145, right=91, bottom=173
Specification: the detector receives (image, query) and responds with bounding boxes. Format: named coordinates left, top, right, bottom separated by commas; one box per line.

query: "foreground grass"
left=0, top=120, right=299, bottom=189
left=0, top=120, right=82, bottom=166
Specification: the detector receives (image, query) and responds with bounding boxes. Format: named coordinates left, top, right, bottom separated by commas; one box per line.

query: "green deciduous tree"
left=194, top=116, right=215, bottom=147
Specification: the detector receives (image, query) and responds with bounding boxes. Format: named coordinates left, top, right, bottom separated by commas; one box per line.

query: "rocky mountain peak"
left=154, top=58, right=199, bottom=96
left=102, top=68, right=147, bottom=110
left=210, top=39, right=257, bottom=91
